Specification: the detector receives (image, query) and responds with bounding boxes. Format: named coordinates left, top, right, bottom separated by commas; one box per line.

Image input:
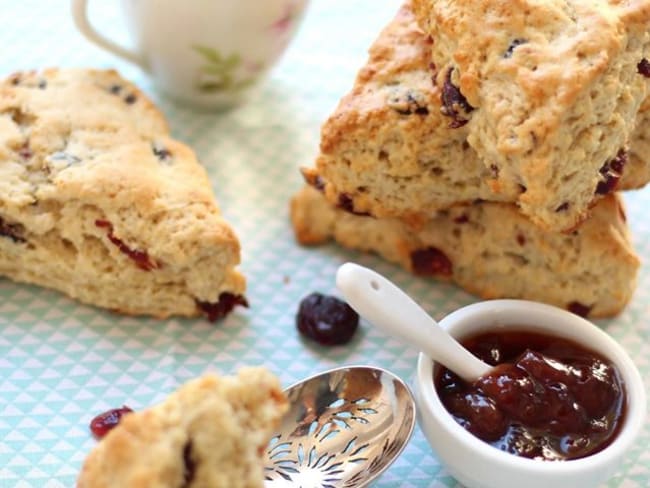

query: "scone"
left=411, top=0, right=650, bottom=231
left=0, top=68, right=246, bottom=320
left=291, top=186, right=639, bottom=318
left=77, top=367, right=288, bottom=488
left=305, top=2, right=650, bottom=228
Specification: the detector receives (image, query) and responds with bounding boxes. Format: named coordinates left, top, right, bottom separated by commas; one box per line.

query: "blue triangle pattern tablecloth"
left=0, top=1, right=649, bottom=487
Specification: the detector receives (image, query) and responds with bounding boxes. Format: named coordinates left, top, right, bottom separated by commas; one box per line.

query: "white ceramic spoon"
left=336, top=262, right=491, bottom=382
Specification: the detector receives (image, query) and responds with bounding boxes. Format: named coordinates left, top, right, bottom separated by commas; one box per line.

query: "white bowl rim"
left=416, top=299, right=647, bottom=476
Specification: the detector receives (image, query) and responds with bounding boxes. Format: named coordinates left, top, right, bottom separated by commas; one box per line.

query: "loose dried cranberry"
left=0, top=217, right=26, bottom=244
left=296, top=292, right=359, bottom=346
left=568, top=301, right=592, bottom=317
left=440, top=68, right=474, bottom=128
left=595, top=150, right=627, bottom=195
left=411, top=247, right=453, bottom=277
left=90, top=405, right=133, bottom=439
left=638, top=58, right=650, bottom=78
left=95, top=219, right=160, bottom=271
left=196, top=293, right=249, bottom=322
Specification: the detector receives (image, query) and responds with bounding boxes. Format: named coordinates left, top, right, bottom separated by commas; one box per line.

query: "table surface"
left=1, top=1, right=649, bottom=487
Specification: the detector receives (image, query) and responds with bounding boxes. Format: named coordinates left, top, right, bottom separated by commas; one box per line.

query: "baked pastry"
left=77, top=367, right=288, bottom=488
left=304, top=2, right=650, bottom=229
left=411, top=0, right=650, bottom=231
left=291, top=185, right=639, bottom=318
left=0, top=68, right=246, bottom=320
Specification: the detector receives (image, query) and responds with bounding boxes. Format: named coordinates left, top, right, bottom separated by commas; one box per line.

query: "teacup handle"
left=71, top=0, right=147, bottom=70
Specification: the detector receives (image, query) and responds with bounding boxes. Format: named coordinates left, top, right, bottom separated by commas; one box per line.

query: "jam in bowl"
left=415, top=300, right=645, bottom=488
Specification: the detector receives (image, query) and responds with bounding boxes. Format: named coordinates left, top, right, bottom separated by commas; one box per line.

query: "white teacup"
left=72, top=0, right=309, bottom=109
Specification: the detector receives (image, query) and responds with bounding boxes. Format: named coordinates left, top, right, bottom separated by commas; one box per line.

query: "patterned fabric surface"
left=1, top=1, right=649, bottom=487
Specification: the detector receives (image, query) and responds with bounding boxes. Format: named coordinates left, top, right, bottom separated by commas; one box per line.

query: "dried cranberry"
left=0, top=217, right=26, bottom=244
left=440, top=68, right=474, bottom=128
left=337, top=193, right=370, bottom=216
left=595, top=150, right=627, bottom=195
left=90, top=406, right=133, bottom=439
left=182, top=441, right=196, bottom=486
left=503, top=38, right=527, bottom=58
left=95, top=219, right=160, bottom=271
left=411, top=247, right=453, bottom=276
left=387, top=89, right=429, bottom=115
left=638, top=58, right=650, bottom=78
left=196, top=293, right=248, bottom=322
left=555, top=202, right=569, bottom=212
left=568, top=301, right=592, bottom=318
left=152, top=143, right=172, bottom=161
left=296, top=292, right=359, bottom=345
left=301, top=171, right=325, bottom=192
left=18, top=143, right=32, bottom=160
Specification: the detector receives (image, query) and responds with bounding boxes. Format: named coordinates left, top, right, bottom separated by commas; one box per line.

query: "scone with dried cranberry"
left=77, top=367, right=288, bottom=488
left=0, top=68, right=246, bottom=320
left=291, top=186, right=639, bottom=318
left=304, top=2, right=650, bottom=228
left=411, top=0, right=650, bottom=231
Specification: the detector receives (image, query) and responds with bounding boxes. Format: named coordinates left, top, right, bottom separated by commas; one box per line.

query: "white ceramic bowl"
left=415, top=299, right=646, bottom=488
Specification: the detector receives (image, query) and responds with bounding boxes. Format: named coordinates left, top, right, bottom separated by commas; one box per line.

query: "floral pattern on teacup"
left=269, top=0, right=307, bottom=55
left=192, top=45, right=259, bottom=94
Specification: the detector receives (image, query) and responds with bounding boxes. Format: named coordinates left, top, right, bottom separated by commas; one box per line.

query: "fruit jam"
left=435, top=330, right=625, bottom=460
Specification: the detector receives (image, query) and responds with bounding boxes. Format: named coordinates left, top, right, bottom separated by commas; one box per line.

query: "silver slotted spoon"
left=263, top=365, right=416, bottom=487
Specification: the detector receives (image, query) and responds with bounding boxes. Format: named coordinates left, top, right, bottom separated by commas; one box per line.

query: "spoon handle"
left=336, top=263, right=491, bottom=382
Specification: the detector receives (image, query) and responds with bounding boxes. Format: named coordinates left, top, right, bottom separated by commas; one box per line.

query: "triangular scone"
left=77, top=367, right=288, bottom=488
left=0, top=68, right=246, bottom=320
left=291, top=185, right=639, bottom=318
left=304, top=2, right=650, bottom=230
left=411, top=0, right=650, bottom=231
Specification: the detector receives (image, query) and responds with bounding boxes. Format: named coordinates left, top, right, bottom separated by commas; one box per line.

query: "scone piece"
left=411, top=0, right=650, bottom=231
left=77, top=367, right=288, bottom=488
left=306, top=2, right=650, bottom=228
left=0, top=68, right=246, bottom=320
left=291, top=186, right=639, bottom=318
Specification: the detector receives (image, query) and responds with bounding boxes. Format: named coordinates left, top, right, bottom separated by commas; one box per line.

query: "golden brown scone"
left=411, top=0, right=650, bottom=231
left=304, top=2, right=650, bottom=230
left=0, top=68, right=246, bottom=320
left=291, top=186, right=639, bottom=318
left=77, top=367, right=288, bottom=488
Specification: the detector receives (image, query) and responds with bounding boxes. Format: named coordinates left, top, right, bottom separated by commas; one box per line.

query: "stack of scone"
left=292, top=0, right=650, bottom=317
